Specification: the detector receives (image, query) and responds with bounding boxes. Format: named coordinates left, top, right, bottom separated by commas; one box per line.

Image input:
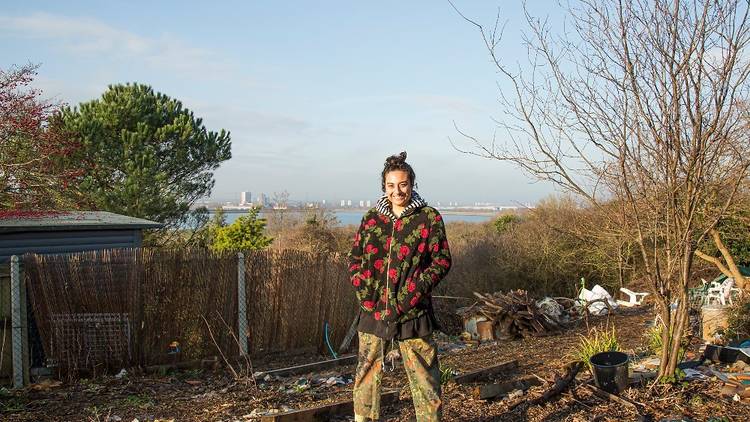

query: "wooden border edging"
left=260, top=388, right=400, bottom=422
left=254, top=355, right=357, bottom=379
left=453, top=359, right=518, bottom=384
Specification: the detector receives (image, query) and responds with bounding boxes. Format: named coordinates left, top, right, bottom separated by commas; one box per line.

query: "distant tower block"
left=340, top=199, right=346, bottom=207
left=347, top=200, right=352, bottom=207
left=359, top=200, right=365, bottom=207
left=240, top=191, right=251, bottom=205
left=366, top=200, right=371, bottom=207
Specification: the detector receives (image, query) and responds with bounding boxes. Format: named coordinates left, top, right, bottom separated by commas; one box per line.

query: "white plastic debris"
left=114, top=369, right=127, bottom=379
left=536, top=297, right=563, bottom=319
left=578, top=284, right=619, bottom=315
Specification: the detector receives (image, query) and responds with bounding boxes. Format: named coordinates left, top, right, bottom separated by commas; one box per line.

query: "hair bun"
left=385, top=151, right=407, bottom=166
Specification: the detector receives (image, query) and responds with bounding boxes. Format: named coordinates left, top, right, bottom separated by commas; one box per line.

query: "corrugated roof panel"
left=0, top=211, right=162, bottom=233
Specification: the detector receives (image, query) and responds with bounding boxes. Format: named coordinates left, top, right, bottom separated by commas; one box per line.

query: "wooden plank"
left=255, top=355, right=357, bottom=380
left=453, top=359, right=518, bottom=384
left=628, top=371, right=657, bottom=385
left=260, top=389, right=400, bottom=422
left=472, top=375, right=543, bottom=400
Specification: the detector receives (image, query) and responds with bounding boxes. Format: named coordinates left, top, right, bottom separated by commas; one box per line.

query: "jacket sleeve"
left=398, top=211, right=451, bottom=314
left=347, top=215, right=371, bottom=308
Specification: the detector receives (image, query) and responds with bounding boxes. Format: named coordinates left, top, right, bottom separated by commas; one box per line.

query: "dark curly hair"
left=381, top=151, right=416, bottom=192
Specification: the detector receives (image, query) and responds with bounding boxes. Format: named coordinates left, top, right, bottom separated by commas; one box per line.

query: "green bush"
left=725, top=294, right=750, bottom=341
left=645, top=324, right=686, bottom=362
left=211, top=207, right=273, bottom=252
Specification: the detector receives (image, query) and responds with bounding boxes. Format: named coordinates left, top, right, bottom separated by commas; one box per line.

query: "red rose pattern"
left=397, top=245, right=410, bottom=260
left=349, top=209, right=450, bottom=319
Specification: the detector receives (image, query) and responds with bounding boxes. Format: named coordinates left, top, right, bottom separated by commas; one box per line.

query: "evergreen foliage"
left=59, top=83, right=231, bottom=228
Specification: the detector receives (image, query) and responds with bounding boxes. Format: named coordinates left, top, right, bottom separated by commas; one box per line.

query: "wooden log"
left=254, top=355, right=357, bottom=380
left=509, top=361, right=584, bottom=411
left=472, top=375, right=544, bottom=400
left=584, top=383, right=649, bottom=418
left=453, top=360, right=519, bottom=384
left=260, top=389, right=400, bottom=422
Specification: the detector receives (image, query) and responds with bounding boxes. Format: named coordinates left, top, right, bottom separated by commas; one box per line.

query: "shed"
left=0, top=211, right=162, bottom=263
left=0, top=211, right=162, bottom=385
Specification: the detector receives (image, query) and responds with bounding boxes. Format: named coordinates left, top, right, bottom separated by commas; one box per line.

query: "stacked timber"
left=473, top=290, right=565, bottom=339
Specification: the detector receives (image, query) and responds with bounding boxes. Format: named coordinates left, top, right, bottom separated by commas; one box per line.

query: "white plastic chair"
left=705, top=278, right=741, bottom=306
left=616, top=287, right=649, bottom=307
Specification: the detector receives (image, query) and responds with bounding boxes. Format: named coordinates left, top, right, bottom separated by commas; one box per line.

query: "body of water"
left=211, top=210, right=494, bottom=226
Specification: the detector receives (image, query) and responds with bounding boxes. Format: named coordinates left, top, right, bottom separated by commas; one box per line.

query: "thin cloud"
left=0, top=12, right=235, bottom=79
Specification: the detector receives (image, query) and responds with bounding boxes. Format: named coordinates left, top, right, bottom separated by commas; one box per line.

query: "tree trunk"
left=711, top=229, right=748, bottom=289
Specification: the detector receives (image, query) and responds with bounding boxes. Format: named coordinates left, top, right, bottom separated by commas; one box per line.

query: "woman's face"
left=384, top=170, right=412, bottom=208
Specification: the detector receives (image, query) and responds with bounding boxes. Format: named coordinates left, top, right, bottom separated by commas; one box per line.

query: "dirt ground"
left=3, top=306, right=750, bottom=421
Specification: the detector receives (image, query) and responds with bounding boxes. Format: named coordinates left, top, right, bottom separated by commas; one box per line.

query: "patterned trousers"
left=353, top=331, right=442, bottom=421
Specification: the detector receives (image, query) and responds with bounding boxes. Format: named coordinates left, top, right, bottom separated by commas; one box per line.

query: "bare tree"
left=452, top=0, right=750, bottom=379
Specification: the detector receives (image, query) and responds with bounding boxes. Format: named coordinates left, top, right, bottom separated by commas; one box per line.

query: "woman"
left=348, top=151, right=452, bottom=422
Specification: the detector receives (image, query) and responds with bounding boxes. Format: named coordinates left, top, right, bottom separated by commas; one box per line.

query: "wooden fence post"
left=237, top=252, right=248, bottom=356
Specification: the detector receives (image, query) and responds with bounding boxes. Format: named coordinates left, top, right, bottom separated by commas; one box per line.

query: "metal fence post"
left=237, top=252, right=248, bottom=356
left=11, top=255, right=25, bottom=388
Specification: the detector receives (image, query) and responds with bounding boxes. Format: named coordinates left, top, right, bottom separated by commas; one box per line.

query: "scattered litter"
left=537, top=297, right=563, bottom=319
left=115, top=369, right=128, bottom=379
left=507, top=388, right=524, bottom=400
left=579, top=284, right=619, bottom=316
left=682, top=368, right=707, bottom=380
left=617, top=287, right=649, bottom=307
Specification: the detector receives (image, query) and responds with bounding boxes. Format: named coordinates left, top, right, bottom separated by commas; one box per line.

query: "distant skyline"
left=1, top=1, right=565, bottom=204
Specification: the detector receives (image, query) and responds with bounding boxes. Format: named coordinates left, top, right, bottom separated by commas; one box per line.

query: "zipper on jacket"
left=383, top=219, right=396, bottom=327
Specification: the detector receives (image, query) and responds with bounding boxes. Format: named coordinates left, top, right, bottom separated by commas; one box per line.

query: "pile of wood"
left=473, top=290, right=565, bottom=338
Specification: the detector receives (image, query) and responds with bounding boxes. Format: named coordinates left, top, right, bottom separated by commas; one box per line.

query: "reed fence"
left=23, top=248, right=357, bottom=377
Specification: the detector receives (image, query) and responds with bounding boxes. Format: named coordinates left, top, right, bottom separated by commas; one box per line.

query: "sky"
left=0, top=1, right=564, bottom=205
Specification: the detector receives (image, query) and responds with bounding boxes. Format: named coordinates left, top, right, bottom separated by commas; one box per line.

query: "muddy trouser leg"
left=399, top=335, right=442, bottom=422
left=353, top=331, right=384, bottom=421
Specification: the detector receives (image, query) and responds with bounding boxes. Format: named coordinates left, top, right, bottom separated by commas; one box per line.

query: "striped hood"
left=375, top=191, right=427, bottom=221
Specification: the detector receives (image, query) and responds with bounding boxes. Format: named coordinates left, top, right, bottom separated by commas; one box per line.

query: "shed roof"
left=0, top=211, right=163, bottom=234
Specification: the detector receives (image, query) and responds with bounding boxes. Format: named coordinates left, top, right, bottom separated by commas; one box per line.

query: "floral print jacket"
left=347, top=192, right=451, bottom=326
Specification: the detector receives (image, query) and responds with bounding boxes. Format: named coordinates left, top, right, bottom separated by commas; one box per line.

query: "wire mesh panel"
left=49, top=312, right=131, bottom=370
